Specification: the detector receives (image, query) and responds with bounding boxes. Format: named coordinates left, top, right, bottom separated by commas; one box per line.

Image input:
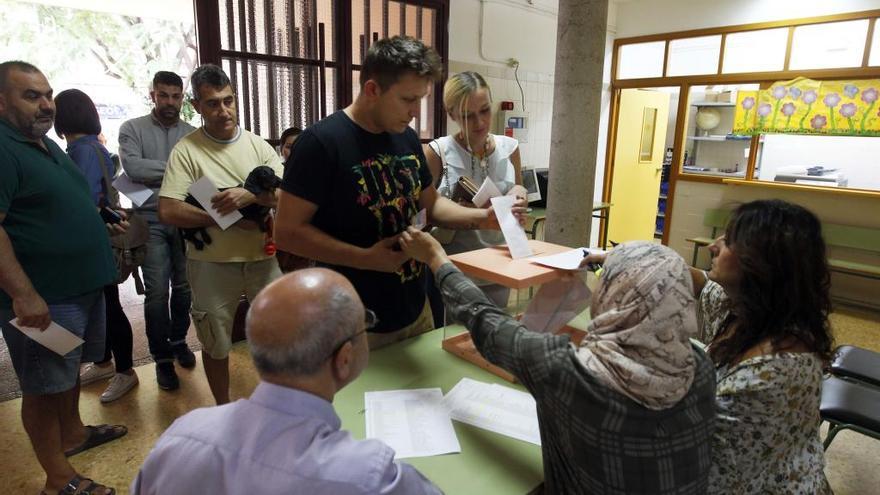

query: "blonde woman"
left=424, top=71, right=528, bottom=307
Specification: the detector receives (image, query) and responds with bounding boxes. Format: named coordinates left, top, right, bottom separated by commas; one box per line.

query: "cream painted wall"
left=447, top=0, right=618, bottom=246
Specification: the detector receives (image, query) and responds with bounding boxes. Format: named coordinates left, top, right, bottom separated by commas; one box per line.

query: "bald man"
left=132, top=268, right=442, bottom=495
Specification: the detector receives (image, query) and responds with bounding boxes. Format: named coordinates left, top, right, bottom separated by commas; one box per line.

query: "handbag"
left=94, top=143, right=149, bottom=293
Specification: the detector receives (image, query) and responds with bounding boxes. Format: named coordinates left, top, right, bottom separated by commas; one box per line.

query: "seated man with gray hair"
left=131, top=268, right=442, bottom=495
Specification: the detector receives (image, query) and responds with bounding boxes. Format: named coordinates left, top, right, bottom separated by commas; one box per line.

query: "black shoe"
left=173, top=344, right=196, bottom=369
left=156, top=362, right=180, bottom=391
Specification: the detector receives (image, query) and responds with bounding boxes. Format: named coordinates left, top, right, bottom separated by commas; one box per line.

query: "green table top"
left=334, top=326, right=544, bottom=494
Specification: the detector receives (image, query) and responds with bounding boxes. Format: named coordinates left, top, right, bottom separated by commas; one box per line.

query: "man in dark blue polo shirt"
left=0, top=61, right=125, bottom=495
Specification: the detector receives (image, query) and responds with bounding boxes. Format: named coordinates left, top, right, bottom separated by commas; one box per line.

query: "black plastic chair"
left=829, top=345, right=880, bottom=388
left=820, top=375, right=880, bottom=450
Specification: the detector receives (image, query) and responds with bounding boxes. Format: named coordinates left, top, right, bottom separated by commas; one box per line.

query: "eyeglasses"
left=324, top=309, right=378, bottom=362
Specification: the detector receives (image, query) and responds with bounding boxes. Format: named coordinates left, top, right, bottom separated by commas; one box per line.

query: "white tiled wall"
left=445, top=60, right=555, bottom=170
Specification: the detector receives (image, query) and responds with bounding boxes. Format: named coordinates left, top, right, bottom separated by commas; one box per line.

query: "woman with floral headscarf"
left=399, top=230, right=716, bottom=495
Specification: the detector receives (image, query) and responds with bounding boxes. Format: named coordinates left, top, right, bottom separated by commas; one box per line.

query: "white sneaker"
left=80, top=363, right=114, bottom=385
left=100, top=372, right=139, bottom=403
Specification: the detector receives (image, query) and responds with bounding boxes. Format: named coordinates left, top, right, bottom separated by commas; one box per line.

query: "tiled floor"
left=0, top=308, right=878, bottom=494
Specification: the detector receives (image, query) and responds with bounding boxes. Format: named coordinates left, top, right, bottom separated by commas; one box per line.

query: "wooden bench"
left=824, top=224, right=880, bottom=281
left=686, top=209, right=880, bottom=281
left=685, top=208, right=730, bottom=267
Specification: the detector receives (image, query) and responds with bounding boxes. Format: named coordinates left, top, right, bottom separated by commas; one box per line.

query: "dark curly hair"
left=709, top=199, right=833, bottom=367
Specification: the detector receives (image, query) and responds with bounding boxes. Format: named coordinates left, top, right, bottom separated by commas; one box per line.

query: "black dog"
left=180, top=166, right=282, bottom=251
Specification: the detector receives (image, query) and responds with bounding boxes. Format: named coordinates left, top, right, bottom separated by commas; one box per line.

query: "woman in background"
left=278, top=126, right=302, bottom=163
left=689, top=199, right=833, bottom=494
left=276, top=126, right=309, bottom=272
left=423, top=71, right=528, bottom=310
left=55, top=89, right=138, bottom=404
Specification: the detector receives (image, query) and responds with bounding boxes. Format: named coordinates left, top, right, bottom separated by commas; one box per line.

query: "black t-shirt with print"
left=281, top=111, right=434, bottom=333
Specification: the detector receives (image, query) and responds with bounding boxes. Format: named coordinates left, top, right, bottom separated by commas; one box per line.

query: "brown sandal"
left=41, top=475, right=115, bottom=495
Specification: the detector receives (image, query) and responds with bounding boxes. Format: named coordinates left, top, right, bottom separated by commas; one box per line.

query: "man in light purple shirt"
left=131, top=268, right=442, bottom=495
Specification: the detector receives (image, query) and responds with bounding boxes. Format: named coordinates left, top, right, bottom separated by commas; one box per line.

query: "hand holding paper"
left=490, top=196, right=532, bottom=259
left=187, top=177, right=243, bottom=230
left=10, top=319, right=83, bottom=356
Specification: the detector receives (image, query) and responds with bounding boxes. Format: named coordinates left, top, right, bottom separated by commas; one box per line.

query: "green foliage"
left=0, top=1, right=197, bottom=91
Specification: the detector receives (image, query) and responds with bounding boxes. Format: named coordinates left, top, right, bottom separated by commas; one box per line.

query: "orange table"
left=444, top=240, right=585, bottom=381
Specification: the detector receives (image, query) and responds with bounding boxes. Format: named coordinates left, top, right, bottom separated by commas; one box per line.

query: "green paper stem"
left=862, top=102, right=876, bottom=131
left=799, top=103, right=813, bottom=130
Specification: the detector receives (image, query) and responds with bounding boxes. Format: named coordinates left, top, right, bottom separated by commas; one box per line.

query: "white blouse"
left=427, top=134, right=519, bottom=256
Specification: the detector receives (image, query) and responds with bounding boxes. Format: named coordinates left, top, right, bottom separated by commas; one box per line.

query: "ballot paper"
left=187, top=176, right=242, bottom=230
left=410, top=208, right=428, bottom=230
left=520, top=276, right=592, bottom=334
left=490, top=195, right=532, bottom=259
left=112, top=173, right=154, bottom=207
left=471, top=177, right=503, bottom=208
left=365, top=388, right=461, bottom=459
left=530, top=247, right=607, bottom=271
left=9, top=319, right=84, bottom=356
left=442, top=378, right=541, bottom=446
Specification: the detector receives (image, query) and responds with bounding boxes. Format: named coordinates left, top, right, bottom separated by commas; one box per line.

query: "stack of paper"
left=365, top=388, right=461, bottom=459
left=442, top=378, right=542, bottom=446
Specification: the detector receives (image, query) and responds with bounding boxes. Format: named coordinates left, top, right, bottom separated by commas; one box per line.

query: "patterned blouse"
left=698, top=280, right=832, bottom=494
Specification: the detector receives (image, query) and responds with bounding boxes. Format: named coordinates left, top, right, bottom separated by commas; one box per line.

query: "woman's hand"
left=578, top=251, right=608, bottom=271
left=399, top=227, right=448, bottom=271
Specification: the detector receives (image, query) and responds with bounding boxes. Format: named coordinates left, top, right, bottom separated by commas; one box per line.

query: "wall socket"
left=506, top=58, right=519, bottom=68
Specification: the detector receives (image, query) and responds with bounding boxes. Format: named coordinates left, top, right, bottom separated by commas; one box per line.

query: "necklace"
left=458, top=133, right=492, bottom=182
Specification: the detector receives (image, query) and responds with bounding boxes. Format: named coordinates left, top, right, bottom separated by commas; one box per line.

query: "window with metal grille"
left=194, top=0, right=447, bottom=142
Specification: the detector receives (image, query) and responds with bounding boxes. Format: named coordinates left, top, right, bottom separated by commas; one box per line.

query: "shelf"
left=687, top=135, right=751, bottom=142
left=691, top=101, right=735, bottom=107
left=722, top=179, right=880, bottom=199
left=656, top=212, right=665, bottom=218
left=658, top=194, right=668, bottom=199
left=683, top=168, right=746, bottom=178
left=654, top=231, right=663, bottom=238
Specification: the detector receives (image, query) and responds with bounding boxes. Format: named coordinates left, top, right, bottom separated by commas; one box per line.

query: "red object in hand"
left=264, top=241, right=277, bottom=256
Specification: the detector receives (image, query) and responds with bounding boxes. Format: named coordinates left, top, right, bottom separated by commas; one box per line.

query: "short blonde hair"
left=443, top=71, right=492, bottom=148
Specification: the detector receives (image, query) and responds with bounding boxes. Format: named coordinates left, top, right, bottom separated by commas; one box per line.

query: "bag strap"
left=428, top=139, right=451, bottom=198
left=90, top=142, right=118, bottom=209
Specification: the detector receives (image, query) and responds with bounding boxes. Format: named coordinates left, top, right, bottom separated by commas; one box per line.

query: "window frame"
left=193, top=0, right=449, bottom=142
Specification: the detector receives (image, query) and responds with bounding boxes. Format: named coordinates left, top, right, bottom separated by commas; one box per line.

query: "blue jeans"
left=0, top=290, right=105, bottom=395
left=140, top=211, right=192, bottom=362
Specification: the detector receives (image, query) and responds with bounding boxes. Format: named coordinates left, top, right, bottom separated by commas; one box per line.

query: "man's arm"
left=274, top=191, right=408, bottom=273
left=380, top=461, right=443, bottom=495
left=118, top=121, right=167, bottom=186
left=420, top=186, right=491, bottom=230
left=157, top=197, right=216, bottom=228
left=0, top=213, right=50, bottom=330
left=399, top=227, right=567, bottom=393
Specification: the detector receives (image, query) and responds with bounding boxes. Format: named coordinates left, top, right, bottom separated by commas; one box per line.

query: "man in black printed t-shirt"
left=277, top=36, right=521, bottom=349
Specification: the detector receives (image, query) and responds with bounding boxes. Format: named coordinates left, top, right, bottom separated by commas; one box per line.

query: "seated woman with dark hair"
left=689, top=199, right=833, bottom=494
left=400, top=231, right=716, bottom=494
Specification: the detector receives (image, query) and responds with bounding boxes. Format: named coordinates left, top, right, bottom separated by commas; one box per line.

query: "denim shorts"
left=0, top=290, right=105, bottom=395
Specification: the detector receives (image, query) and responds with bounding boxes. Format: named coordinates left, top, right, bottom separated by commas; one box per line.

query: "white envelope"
left=490, top=195, right=532, bottom=259
left=471, top=177, right=503, bottom=208
left=9, top=320, right=84, bottom=356
left=112, top=173, right=154, bottom=207
left=187, top=176, right=243, bottom=230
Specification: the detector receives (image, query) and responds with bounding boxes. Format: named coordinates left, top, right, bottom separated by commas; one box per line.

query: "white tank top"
left=427, top=134, right=519, bottom=257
